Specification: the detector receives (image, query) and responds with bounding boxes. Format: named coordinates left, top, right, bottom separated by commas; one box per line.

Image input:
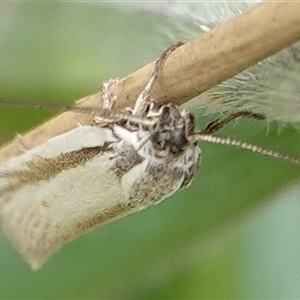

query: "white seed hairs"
left=0, top=43, right=299, bottom=270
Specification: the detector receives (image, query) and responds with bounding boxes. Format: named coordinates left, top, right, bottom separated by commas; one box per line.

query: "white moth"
left=0, top=44, right=299, bottom=270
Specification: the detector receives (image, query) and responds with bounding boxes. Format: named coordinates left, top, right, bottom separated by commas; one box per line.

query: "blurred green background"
left=1, top=2, right=300, bottom=299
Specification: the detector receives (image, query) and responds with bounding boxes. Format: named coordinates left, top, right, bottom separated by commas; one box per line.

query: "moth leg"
left=94, top=42, right=183, bottom=127
left=132, top=42, right=184, bottom=116
left=200, top=111, right=265, bottom=135
left=101, top=78, right=120, bottom=110
left=93, top=78, right=120, bottom=126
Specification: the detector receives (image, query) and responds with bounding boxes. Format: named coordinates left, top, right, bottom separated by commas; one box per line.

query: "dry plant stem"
left=1, top=0, right=300, bottom=164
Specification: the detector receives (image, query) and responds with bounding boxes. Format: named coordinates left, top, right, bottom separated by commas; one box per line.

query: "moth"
left=0, top=44, right=299, bottom=270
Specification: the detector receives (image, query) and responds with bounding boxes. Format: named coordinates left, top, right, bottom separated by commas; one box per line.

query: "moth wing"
left=0, top=126, right=124, bottom=270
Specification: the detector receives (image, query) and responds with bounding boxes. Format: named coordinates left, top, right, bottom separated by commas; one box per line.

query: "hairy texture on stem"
left=112, top=1, right=300, bottom=123
left=0, top=0, right=300, bottom=163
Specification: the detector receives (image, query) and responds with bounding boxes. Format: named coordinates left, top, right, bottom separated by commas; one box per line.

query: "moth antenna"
left=0, top=98, right=95, bottom=114
left=94, top=113, right=157, bottom=127
left=192, top=134, right=300, bottom=165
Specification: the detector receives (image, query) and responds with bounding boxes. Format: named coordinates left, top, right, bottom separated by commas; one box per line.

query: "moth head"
left=150, top=104, right=196, bottom=158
